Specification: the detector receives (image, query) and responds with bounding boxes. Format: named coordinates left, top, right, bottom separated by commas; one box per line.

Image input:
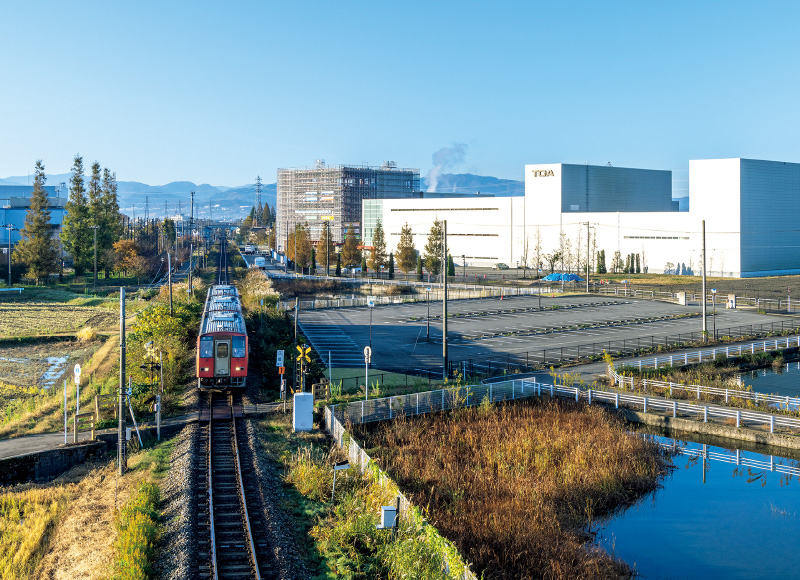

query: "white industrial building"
left=363, top=158, right=800, bottom=278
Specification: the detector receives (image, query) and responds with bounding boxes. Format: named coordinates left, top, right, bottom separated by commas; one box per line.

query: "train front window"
left=200, top=337, right=213, bottom=358
left=216, top=343, right=229, bottom=358
left=232, top=336, right=245, bottom=358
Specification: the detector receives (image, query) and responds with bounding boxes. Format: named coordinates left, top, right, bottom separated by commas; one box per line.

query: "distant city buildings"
left=0, top=184, right=66, bottom=247
left=276, top=160, right=419, bottom=251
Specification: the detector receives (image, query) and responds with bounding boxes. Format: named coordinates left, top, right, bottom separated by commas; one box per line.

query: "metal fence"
left=324, top=407, right=477, bottom=580
left=596, top=285, right=797, bottom=313
left=614, top=334, right=800, bottom=371
left=450, top=320, right=800, bottom=378
left=609, top=367, right=800, bottom=412
left=330, top=377, right=800, bottom=436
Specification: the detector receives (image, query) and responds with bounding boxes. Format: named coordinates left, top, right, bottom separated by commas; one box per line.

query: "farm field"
left=355, top=399, right=672, bottom=579
left=0, top=339, right=98, bottom=389
left=0, top=302, right=117, bottom=338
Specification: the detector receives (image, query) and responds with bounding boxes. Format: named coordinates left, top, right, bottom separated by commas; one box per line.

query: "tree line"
left=280, top=218, right=459, bottom=279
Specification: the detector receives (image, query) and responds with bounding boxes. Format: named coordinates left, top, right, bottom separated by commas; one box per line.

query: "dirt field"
left=595, top=273, right=800, bottom=301
left=0, top=340, right=98, bottom=389
left=0, top=303, right=117, bottom=338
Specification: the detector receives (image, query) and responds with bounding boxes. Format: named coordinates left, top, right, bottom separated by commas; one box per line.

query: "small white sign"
left=73, top=364, right=81, bottom=379
left=364, top=346, right=372, bottom=364
left=276, top=350, right=285, bottom=367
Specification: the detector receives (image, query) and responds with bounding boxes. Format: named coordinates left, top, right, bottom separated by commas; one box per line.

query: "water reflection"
left=596, top=436, right=800, bottom=579
left=739, top=361, right=800, bottom=399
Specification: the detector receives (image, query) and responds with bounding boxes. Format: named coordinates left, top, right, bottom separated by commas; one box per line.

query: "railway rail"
left=197, top=391, right=273, bottom=579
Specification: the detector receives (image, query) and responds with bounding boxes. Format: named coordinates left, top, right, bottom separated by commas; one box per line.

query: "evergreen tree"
left=416, top=256, right=423, bottom=281
left=335, top=252, right=341, bottom=276
left=61, top=155, right=91, bottom=276
left=318, top=221, right=336, bottom=275
left=368, top=218, right=388, bottom=272
left=99, top=168, right=122, bottom=277
left=396, top=222, right=417, bottom=276
left=14, top=161, right=58, bottom=283
left=423, top=219, right=443, bottom=276
left=341, top=234, right=361, bottom=267
left=636, top=253, right=641, bottom=273
left=310, top=247, right=316, bottom=272
left=361, top=254, right=367, bottom=273
left=388, top=252, right=394, bottom=279
left=598, top=249, right=607, bottom=274
left=447, top=254, right=455, bottom=277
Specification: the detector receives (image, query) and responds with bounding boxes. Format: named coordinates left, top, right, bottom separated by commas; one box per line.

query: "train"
left=196, top=284, right=249, bottom=388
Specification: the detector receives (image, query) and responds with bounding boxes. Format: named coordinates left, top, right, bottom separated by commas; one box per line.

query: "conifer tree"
left=14, top=161, right=58, bottom=283
left=341, top=234, right=361, bottom=268
left=99, top=168, right=122, bottom=277
left=423, top=219, right=443, bottom=276
left=396, top=222, right=417, bottom=276
left=447, top=254, right=455, bottom=277
left=318, top=221, right=336, bottom=275
left=61, top=155, right=92, bottom=275
left=335, top=252, right=341, bottom=277
left=388, top=252, right=394, bottom=279
left=368, top=219, right=387, bottom=272
left=416, top=257, right=423, bottom=281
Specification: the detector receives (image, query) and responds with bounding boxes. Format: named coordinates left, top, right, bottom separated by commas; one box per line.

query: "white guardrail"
left=614, top=334, right=800, bottom=371
left=324, top=407, right=477, bottom=580
left=330, top=378, right=800, bottom=436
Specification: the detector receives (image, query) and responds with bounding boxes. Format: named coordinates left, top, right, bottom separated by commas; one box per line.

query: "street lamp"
left=368, top=298, right=374, bottom=354
left=711, top=288, right=717, bottom=339
left=462, top=254, right=466, bottom=278
left=4, top=224, right=16, bottom=286
left=90, top=225, right=100, bottom=290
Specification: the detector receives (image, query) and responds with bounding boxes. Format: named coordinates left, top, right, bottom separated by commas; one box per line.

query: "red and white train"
left=196, top=284, right=249, bottom=388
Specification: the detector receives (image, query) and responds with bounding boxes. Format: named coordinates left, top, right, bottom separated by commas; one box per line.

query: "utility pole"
left=190, top=191, right=195, bottom=247
left=5, top=224, right=14, bottom=286
left=188, top=243, right=193, bottom=296
left=118, top=287, right=127, bottom=475
left=90, top=225, right=99, bottom=290
left=442, top=220, right=448, bottom=380
left=294, top=297, right=299, bottom=343
left=255, top=176, right=262, bottom=227
left=701, top=220, right=707, bottom=342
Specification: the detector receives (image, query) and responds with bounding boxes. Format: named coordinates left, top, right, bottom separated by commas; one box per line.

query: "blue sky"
left=2, top=1, right=800, bottom=187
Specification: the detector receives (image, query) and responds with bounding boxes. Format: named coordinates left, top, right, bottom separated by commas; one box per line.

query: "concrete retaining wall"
left=0, top=441, right=108, bottom=486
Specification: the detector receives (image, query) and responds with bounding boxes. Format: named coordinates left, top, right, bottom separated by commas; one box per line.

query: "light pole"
left=90, top=225, right=100, bottom=290
left=368, top=298, right=374, bottom=355
left=4, top=224, right=15, bottom=286
left=462, top=254, right=466, bottom=279
left=711, top=288, right=717, bottom=340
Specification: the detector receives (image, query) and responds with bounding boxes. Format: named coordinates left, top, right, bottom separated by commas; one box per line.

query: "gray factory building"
left=276, top=160, right=419, bottom=248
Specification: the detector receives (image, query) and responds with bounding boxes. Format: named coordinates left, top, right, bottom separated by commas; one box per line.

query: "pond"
left=739, top=361, right=800, bottom=398
left=595, top=436, right=800, bottom=579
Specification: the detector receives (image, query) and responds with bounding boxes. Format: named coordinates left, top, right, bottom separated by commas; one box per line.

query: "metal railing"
left=596, top=285, right=797, bottom=313
left=324, top=407, right=477, bottom=580
left=614, top=334, right=800, bottom=371
left=330, top=378, right=800, bottom=436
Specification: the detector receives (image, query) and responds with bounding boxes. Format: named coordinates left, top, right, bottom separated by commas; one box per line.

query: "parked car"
left=492, top=263, right=510, bottom=270
left=253, top=256, right=266, bottom=268
left=243, top=245, right=254, bottom=254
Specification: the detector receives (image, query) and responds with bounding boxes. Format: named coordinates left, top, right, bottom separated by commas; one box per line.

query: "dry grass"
left=356, top=399, right=671, bottom=580
left=0, top=303, right=117, bottom=338
left=76, top=327, right=97, bottom=343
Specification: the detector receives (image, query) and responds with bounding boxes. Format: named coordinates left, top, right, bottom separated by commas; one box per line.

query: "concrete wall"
left=0, top=441, right=107, bottom=486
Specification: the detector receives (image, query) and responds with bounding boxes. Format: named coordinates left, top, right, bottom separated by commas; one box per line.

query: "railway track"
left=196, top=391, right=274, bottom=579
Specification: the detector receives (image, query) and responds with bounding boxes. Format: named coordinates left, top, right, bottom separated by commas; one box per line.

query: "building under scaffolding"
left=276, top=160, right=419, bottom=249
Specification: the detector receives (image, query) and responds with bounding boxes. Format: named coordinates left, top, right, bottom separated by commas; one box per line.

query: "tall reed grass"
left=355, top=399, right=672, bottom=579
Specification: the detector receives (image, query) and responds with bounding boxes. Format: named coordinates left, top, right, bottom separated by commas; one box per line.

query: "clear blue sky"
left=2, top=0, right=800, bottom=187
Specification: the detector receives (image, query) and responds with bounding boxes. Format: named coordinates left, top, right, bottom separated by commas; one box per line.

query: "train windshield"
left=232, top=336, right=246, bottom=358
left=200, top=336, right=214, bottom=358
left=217, top=343, right=229, bottom=358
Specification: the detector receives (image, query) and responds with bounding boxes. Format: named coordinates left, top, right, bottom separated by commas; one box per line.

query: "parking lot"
left=296, top=293, right=792, bottom=375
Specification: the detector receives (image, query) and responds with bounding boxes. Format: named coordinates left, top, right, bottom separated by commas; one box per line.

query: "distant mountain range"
left=0, top=172, right=688, bottom=218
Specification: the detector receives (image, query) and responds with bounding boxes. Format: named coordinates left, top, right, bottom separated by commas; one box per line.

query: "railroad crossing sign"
left=276, top=350, right=284, bottom=367
left=364, top=346, right=372, bottom=364
left=296, top=345, right=311, bottom=363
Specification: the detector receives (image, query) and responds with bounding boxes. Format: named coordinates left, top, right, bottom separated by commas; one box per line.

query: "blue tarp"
left=541, top=273, right=585, bottom=282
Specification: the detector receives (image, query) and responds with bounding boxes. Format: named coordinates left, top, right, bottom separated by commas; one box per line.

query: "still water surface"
left=596, top=438, right=800, bottom=579
left=739, top=361, right=800, bottom=398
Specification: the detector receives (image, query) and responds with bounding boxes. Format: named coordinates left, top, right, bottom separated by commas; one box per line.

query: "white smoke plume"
left=426, top=143, right=468, bottom=192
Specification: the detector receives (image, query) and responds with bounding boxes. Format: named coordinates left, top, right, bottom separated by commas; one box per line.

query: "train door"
left=215, top=339, right=231, bottom=377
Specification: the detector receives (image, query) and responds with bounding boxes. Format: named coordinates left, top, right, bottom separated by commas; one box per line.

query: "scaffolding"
left=276, top=160, right=419, bottom=248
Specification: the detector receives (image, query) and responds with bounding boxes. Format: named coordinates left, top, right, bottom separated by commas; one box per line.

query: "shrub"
left=76, top=326, right=98, bottom=342
left=111, top=481, right=161, bottom=580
